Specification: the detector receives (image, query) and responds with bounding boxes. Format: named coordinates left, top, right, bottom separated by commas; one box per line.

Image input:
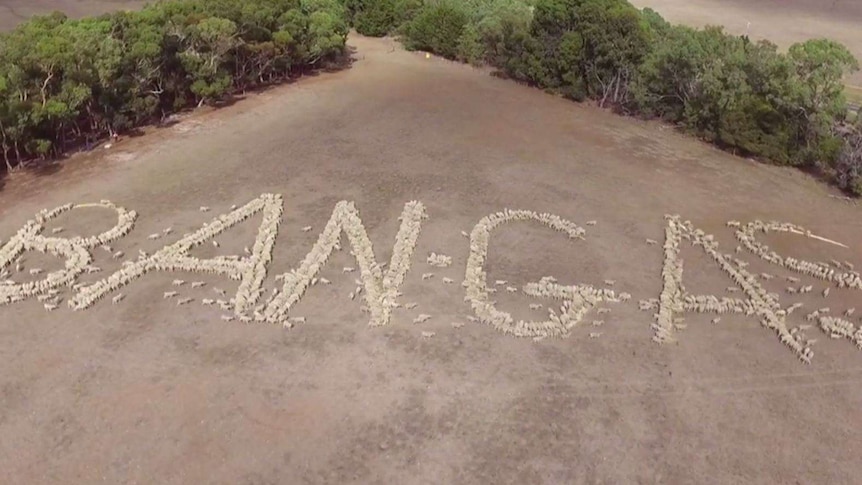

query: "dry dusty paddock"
left=1, top=35, right=862, bottom=484
left=0, top=0, right=144, bottom=31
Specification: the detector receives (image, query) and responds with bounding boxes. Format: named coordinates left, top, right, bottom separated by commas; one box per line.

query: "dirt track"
left=1, top=34, right=861, bottom=484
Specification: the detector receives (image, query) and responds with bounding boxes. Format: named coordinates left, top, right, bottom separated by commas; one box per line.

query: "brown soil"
left=1, top=33, right=861, bottom=485
left=0, top=0, right=144, bottom=30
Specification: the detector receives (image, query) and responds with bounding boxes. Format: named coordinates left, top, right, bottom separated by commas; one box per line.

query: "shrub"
left=471, top=0, right=533, bottom=66
left=457, top=24, right=485, bottom=65
left=494, top=18, right=545, bottom=84
left=351, top=0, right=421, bottom=36
left=632, top=28, right=858, bottom=167
left=640, top=7, right=670, bottom=38
left=519, top=0, right=652, bottom=104
left=403, top=1, right=469, bottom=59
left=835, top=120, right=862, bottom=195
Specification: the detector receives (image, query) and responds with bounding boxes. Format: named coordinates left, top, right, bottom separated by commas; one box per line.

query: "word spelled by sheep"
left=1, top=196, right=860, bottom=364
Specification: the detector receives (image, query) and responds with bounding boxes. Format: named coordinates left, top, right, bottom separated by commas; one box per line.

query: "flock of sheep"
left=736, top=219, right=862, bottom=352
left=644, top=215, right=862, bottom=363
left=734, top=220, right=861, bottom=289
left=261, top=200, right=427, bottom=327
left=2, top=198, right=860, bottom=359
left=69, top=195, right=282, bottom=313
left=463, top=209, right=629, bottom=339
left=0, top=201, right=137, bottom=309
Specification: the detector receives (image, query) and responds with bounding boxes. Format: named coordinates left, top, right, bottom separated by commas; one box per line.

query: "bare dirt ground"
left=1, top=31, right=862, bottom=485
left=0, top=0, right=143, bottom=31
left=630, top=0, right=862, bottom=85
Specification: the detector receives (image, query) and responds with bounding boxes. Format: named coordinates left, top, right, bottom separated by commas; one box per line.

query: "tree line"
left=2, top=0, right=860, bottom=196
left=0, top=0, right=348, bottom=171
left=345, top=0, right=862, bottom=195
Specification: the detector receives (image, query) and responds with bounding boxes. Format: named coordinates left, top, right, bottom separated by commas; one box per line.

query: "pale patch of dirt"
left=0, top=34, right=861, bottom=484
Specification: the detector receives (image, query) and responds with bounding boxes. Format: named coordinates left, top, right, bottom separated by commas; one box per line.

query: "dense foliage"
left=347, top=0, right=862, bottom=194
left=836, top=117, right=862, bottom=195
left=632, top=29, right=856, bottom=167
left=344, top=0, right=420, bottom=36
left=0, top=0, right=348, bottom=171
left=2, top=0, right=859, bottom=194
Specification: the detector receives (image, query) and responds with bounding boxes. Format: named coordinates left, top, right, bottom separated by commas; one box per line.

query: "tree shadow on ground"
left=0, top=157, right=64, bottom=193
left=28, top=159, right=65, bottom=178
left=124, top=127, right=147, bottom=138
left=325, top=45, right=358, bottom=72
left=212, top=45, right=358, bottom=109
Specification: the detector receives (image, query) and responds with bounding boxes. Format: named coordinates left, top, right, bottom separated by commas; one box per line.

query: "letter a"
left=648, top=215, right=811, bottom=363
left=70, top=194, right=282, bottom=313
left=262, top=201, right=426, bottom=327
